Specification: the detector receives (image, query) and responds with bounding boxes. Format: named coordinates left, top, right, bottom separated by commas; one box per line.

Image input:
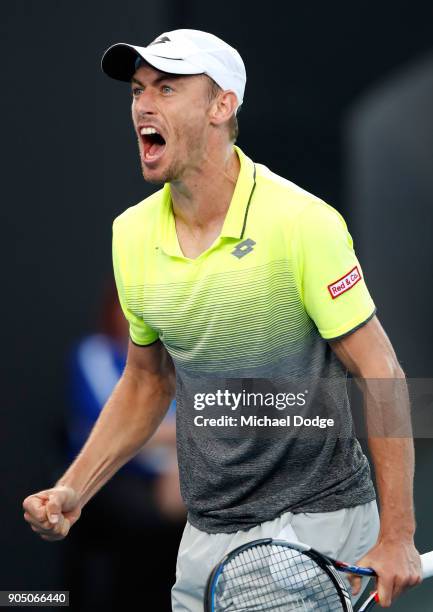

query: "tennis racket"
left=205, top=538, right=433, bottom=611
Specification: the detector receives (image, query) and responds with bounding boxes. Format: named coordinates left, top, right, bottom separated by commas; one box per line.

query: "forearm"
left=330, top=319, right=421, bottom=603
left=363, top=374, right=416, bottom=539
left=369, top=436, right=415, bottom=540
left=57, top=367, right=174, bottom=507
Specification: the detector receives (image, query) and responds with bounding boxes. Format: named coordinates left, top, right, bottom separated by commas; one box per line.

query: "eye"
left=131, top=86, right=143, bottom=97
left=161, top=84, right=174, bottom=94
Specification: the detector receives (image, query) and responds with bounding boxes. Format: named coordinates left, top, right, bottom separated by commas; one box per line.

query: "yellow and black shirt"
left=113, top=146, right=376, bottom=533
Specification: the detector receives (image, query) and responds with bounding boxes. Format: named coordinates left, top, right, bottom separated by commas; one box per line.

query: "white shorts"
left=171, top=500, right=380, bottom=611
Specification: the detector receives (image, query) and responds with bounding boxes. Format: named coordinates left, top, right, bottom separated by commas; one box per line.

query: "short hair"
left=206, top=77, right=239, bottom=143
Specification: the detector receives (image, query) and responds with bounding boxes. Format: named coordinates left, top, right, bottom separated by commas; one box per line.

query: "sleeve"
left=112, top=219, right=159, bottom=346
left=292, top=201, right=376, bottom=340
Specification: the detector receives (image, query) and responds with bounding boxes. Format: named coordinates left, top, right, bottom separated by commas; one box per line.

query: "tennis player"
left=23, top=29, right=421, bottom=609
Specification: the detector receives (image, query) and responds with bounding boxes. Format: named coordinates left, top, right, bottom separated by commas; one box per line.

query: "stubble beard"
left=137, top=123, right=207, bottom=186
left=139, top=152, right=183, bottom=185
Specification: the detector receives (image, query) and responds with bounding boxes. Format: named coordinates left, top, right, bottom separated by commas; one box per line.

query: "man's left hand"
left=349, top=538, right=422, bottom=607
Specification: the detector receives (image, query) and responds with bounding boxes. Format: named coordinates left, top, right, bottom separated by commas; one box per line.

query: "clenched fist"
left=22, top=485, right=81, bottom=541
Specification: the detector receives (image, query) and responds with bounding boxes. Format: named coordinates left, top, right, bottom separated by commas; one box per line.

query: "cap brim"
left=101, top=43, right=204, bottom=81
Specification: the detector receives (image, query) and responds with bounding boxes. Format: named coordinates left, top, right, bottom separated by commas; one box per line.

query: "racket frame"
left=206, top=538, right=433, bottom=611
left=205, top=537, right=361, bottom=611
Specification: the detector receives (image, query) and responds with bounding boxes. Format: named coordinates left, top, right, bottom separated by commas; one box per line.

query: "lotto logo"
left=231, top=238, right=256, bottom=259
left=328, top=266, right=361, bottom=299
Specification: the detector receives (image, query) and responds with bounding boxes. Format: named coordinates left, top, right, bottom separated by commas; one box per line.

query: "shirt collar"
left=159, top=145, right=256, bottom=256
left=220, top=146, right=256, bottom=239
left=159, top=183, right=181, bottom=257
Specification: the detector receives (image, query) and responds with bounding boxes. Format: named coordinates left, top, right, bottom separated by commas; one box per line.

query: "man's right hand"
left=22, top=485, right=81, bottom=541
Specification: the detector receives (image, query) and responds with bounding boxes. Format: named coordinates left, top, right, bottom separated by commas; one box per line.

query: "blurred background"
left=1, top=1, right=432, bottom=609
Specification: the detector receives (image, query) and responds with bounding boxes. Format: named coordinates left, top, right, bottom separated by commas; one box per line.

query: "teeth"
left=140, top=127, right=158, bottom=135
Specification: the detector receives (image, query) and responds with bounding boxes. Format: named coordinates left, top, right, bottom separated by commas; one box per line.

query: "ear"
left=209, top=90, right=238, bottom=127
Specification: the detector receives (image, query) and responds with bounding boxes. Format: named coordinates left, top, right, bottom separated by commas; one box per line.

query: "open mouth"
left=140, top=127, right=167, bottom=163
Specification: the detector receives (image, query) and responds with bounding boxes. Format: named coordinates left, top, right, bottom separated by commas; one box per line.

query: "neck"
left=169, top=142, right=240, bottom=231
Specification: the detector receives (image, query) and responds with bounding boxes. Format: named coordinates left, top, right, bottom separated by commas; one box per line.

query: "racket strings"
left=213, top=544, right=348, bottom=611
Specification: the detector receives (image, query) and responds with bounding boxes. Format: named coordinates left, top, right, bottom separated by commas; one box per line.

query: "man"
left=23, top=29, right=421, bottom=609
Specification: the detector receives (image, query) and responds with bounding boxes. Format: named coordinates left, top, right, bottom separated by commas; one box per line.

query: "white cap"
left=101, top=29, right=246, bottom=107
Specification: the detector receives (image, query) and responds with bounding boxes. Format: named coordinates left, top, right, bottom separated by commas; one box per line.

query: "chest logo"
left=231, top=238, right=256, bottom=259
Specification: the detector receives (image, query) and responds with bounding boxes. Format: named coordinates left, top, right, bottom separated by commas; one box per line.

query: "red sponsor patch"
left=328, top=266, right=362, bottom=299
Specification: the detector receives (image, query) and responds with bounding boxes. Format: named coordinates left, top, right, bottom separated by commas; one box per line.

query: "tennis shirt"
left=112, top=146, right=377, bottom=533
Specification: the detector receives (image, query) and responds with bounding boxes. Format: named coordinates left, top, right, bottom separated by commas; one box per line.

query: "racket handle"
left=421, top=550, right=433, bottom=579
left=356, top=550, right=433, bottom=581
left=358, top=550, right=433, bottom=611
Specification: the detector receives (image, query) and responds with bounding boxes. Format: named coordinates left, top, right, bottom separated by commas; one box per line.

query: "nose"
left=133, top=88, right=158, bottom=116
